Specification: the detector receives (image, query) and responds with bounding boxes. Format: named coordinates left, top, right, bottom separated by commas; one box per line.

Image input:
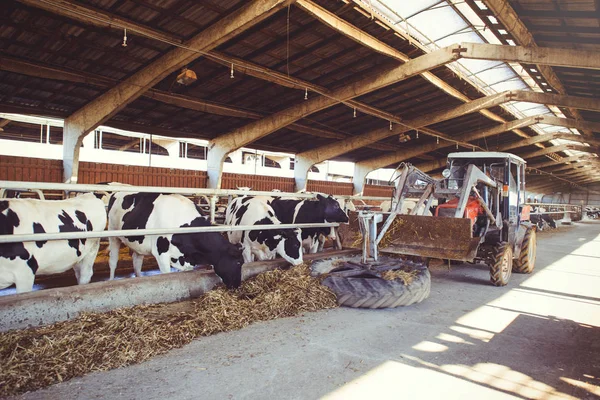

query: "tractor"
left=343, top=152, right=537, bottom=286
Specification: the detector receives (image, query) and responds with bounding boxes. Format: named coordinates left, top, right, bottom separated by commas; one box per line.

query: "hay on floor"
left=0, top=264, right=337, bottom=397
left=380, top=269, right=418, bottom=285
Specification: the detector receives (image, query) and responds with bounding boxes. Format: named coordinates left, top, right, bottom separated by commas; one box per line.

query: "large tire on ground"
left=489, top=242, right=513, bottom=286
left=321, top=266, right=431, bottom=308
left=513, top=228, right=536, bottom=273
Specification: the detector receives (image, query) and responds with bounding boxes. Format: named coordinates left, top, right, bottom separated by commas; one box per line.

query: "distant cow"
left=108, top=192, right=243, bottom=289
left=269, top=194, right=349, bottom=253
left=225, top=196, right=302, bottom=265
left=0, top=194, right=106, bottom=293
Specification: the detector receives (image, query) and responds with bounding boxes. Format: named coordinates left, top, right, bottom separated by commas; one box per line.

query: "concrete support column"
left=294, top=155, right=314, bottom=192
left=62, top=121, right=87, bottom=183
left=352, top=163, right=372, bottom=195
left=207, top=143, right=231, bottom=189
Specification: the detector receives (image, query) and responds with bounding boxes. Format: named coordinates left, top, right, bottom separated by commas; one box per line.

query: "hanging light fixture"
left=176, top=67, right=197, bottom=86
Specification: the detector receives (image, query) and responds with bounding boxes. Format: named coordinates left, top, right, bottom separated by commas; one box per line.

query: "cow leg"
left=242, top=245, right=253, bottom=264
left=131, top=252, right=144, bottom=277
left=108, top=236, right=121, bottom=280
left=13, top=266, right=36, bottom=293
left=73, top=239, right=100, bottom=285
left=310, top=238, right=320, bottom=254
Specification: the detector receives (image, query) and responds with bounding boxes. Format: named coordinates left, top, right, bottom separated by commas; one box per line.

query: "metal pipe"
left=0, top=222, right=340, bottom=244
left=0, top=181, right=389, bottom=201
left=209, top=195, right=217, bottom=224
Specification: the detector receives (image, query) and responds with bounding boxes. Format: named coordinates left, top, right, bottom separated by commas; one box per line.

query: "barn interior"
left=1, top=1, right=600, bottom=399
left=0, top=0, right=598, bottom=195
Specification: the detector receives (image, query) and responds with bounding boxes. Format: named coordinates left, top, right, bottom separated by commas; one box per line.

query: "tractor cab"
left=440, top=152, right=528, bottom=243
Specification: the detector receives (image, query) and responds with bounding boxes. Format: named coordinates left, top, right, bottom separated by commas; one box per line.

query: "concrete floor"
left=12, top=221, right=600, bottom=400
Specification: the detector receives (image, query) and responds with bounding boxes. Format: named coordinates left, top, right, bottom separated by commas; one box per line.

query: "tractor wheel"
left=514, top=228, right=536, bottom=274
left=321, top=266, right=430, bottom=308
left=489, top=242, right=513, bottom=286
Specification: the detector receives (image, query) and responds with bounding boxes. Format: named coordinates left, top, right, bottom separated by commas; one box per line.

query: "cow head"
left=214, top=243, right=243, bottom=289
left=274, top=228, right=303, bottom=266
left=317, top=194, right=349, bottom=223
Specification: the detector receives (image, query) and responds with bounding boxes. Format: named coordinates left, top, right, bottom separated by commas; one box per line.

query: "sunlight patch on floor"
left=321, top=360, right=521, bottom=400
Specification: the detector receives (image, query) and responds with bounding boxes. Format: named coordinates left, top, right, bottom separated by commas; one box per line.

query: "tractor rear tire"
left=489, top=242, right=513, bottom=286
left=514, top=228, right=536, bottom=274
left=321, top=266, right=431, bottom=309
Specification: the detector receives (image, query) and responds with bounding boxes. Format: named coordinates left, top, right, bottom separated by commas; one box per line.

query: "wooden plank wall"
left=0, top=156, right=393, bottom=198
left=363, top=184, right=394, bottom=198
left=78, top=162, right=207, bottom=188
left=307, top=180, right=354, bottom=195
left=220, top=173, right=295, bottom=192
left=0, top=156, right=62, bottom=182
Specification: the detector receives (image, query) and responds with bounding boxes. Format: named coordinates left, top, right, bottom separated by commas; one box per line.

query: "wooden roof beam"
left=519, top=144, right=596, bottom=160
left=16, top=0, right=184, bottom=44
left=460, top=43, right=600, bottom=70
left=16, top=0, right=457, bottom=145
left=207, top=44, right=463, bottom=188
left=352, top=115, right=600, bottom=194
left=0, top=57, right=393, bottom=148
left=295, top=90, right=600, bottom=177
left=295, top=91, right=511, bottom=190
left=413, top=143, right=596, bottom=174
left=297, top=0, right=512, bottom=122
left=534, top=161, right=594, bottom=174
left=33, top=0, right=295, bottom=182
left=529, top=155, right=600, bottom=170
left=483, top=0, right=595, bottom=137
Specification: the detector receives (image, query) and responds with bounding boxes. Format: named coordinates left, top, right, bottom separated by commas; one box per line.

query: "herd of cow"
left=0, top=190, right=350, bottom=293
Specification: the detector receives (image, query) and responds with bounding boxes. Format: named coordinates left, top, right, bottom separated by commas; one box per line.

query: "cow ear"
left=316, top=194, right=326, bottom=201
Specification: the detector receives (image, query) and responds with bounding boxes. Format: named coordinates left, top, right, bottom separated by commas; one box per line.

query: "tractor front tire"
left=514, top=228, right=536, bottom=274
left=489, top=242, right=513, bottom=286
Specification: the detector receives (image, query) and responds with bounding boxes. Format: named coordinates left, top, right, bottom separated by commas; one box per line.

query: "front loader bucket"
left=338, top=212, right=480, bottom=262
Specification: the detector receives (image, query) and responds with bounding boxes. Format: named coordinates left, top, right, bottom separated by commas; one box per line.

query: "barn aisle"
left=12, top=221, right=600, bottom=400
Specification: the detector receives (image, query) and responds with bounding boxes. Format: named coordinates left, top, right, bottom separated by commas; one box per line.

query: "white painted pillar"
left=206, top=144, right=230, bottom=189
left=62, top=121, right=88, bottom=183
left=294, top=155, right=314, bottom=192
left=352, top=163, right=373, bottom=195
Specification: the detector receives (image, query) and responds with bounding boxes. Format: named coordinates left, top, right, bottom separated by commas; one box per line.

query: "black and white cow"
left=225, top=196, right=303, bottom=265
left=0, top=193, right=106, bottom=293
left=268, top=194, right=349, bottom=253
left=108, top=192, right=243, bottom=289
left=530, top=207, right=557, bottom=230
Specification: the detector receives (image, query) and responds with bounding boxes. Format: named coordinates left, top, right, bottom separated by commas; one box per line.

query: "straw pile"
left=380, top=269, right=418, bottom=285
left=0, top=264, right=337, bottom=397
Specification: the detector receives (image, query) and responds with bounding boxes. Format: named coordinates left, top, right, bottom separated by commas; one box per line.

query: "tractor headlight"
left=442, top=168, right=451, bottom=178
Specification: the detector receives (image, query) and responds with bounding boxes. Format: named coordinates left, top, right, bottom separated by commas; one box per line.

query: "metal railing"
left=523, top=202, right=582, bottom=215
left=0, top=180, right=378, bottom=244
left=0, top=223, right=340, bottom=244
left=0, top=181, right=388, bottom=201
